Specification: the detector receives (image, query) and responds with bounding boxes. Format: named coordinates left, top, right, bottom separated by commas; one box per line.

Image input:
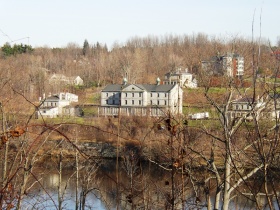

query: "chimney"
left=123, top=77, right=127, bottom=85
left=156, top=77, right=161, bottom=85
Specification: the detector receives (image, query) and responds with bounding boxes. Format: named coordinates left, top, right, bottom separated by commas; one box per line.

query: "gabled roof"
left=50, top=74, right=67, bottom=80
left=44, top=95, right=60, bottom=101
left=165, top=71, right=192, bottom=77
left=101, top=84, right=126, bottom=92
left=140, top=84, right=176, bottom=92
left=232, top=97, right=254, bottom=104
left=101, top=84, right=176, bottom=92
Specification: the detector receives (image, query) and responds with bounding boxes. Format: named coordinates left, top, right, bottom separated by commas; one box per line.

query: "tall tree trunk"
left=222, top=141, right=232, bottom=210
left=1, top=105, right=8, bottom=187
left=58, top=152, right=63, bottom=210
left=75, top=131, right=79, bottom=210
left=16, top=157, right=29, bottom=210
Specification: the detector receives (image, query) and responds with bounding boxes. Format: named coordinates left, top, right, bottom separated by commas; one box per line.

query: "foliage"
left=82, top=39, right=89, bottom=56
left=1, top=42, right=33, bottom=56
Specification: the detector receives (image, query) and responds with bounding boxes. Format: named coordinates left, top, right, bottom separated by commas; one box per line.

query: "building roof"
left=102, top=84, right=176, bottom=92
left=165, top=72, right=192, bottom=76
left=232, top=97, right=254, bottom=103
left=44, top=95, right=60, bottom=101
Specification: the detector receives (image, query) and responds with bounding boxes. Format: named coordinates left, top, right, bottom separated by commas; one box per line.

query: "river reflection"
left=20, top=160, right=278, bottom=210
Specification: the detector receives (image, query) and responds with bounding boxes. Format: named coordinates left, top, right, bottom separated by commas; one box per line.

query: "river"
left=16, top=159, right=279, bottom=210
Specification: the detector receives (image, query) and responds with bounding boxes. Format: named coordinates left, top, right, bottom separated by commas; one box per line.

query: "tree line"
left=0, top=34, right=279, bottom=103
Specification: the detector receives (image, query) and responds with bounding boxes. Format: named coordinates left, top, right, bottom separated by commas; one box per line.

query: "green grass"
left=91, top=93, right=101, bottom=104
left=82, top=106, right=98, bottom=117
left=207, top=87, right=228, bottom=94
left=36, top=116, right=85, bottom=124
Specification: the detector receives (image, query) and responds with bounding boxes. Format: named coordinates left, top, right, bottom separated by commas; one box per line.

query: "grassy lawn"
left=82, top=106, right=99, bottom=117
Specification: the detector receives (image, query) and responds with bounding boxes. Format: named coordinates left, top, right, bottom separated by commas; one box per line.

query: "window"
left=150, top=100, right=152, bottom=105
left=165, top=100, right=167, bottom=105
left=132, top=100, right=134, bottom=105
left=125, top=100, right=127, bottom=105
left=125, top=93, right=128, bottom=97
left=132, top=93, right=134, bottom=97
left=139, top=93, right=142, bottom=97
left=158, top=93, right=160, bottom=97
left=106, top=100, right=108, bottom=105
left=157, top=100, right=160, bottom=105
left=106, top=93, right=108, bottom=97
left=139, top=100, right=141, bottom=105
left=151, top=93, right=152, bottom=97
left=113, top=100, right=115, bottom=105
left=165, top=93, right=167, bottom=97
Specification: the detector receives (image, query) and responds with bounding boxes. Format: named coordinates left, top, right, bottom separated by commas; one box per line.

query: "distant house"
left=49, top=74, right=84, bottom=86
left=99, top=78, right=183, bottom=117
left=228, top=96, right=266, bottom=121
left=36, top=92, right=80, bottom=118
left=271, top=50, right=280, bottom=60
left=202, top=53, right=244, bottom=78
left=163, top=68, right=197, bottom=88
left=72, top=76, right=84, bottom=86
left=266, top=93, right=280, bottom=119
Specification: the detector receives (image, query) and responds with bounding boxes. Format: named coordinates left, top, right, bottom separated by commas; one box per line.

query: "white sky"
left=0, top=0, right=279, bottom=48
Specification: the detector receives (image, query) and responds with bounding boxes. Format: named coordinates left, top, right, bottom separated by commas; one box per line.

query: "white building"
left=164, top=68, right=197, bottom=88
left=202, top=53, right=244, bottom=77
left=37, top=92, right=79, bottom=118
left=49, top=74, right=84, bottom=86
left=99, top=78, right=183, bottom=117
left=228, top=96, right=266, bottom=121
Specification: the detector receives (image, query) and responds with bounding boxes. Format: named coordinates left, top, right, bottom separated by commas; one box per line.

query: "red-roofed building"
left=271, top=51, right=280, bottom=60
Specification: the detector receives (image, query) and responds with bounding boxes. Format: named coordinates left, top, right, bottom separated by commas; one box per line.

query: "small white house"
left=37, top=92, right=79, bottom=118
left=73, top=76, right=84, bottom=86
left=228, top=96, right=266, bottom=121
left=49, top=74, right=84, bottom=86
left=164, top=68, right=197, bottom=88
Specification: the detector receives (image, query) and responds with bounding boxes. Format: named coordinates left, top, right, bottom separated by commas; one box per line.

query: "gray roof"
left=44, top=95, right=60, bottom=101
left=232, top=97, right=254, bottom=103
left=102, top=84, right=176, bottom=92
left=139, top=84, right=176, bottom=92
left=165, top=71, right=192, bottom=76
left=101, top=84, right=125, bottom=92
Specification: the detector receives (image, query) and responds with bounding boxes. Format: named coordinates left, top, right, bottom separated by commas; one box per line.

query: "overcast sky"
left=0, top=0, right=278, bottom=48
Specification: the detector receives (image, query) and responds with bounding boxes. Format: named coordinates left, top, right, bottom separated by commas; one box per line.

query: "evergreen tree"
left=82, top=39, right=89, bottom=56
left=1, top=43, right=33, bottom=56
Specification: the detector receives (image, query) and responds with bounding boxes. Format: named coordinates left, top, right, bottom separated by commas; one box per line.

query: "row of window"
left=124, top=100, right=167, bottom=105
left=106, top=92, right=169, bottom=98
left=234, top=105, right=251, bottom=110
left=44, top=102, right=57, bottom=107
left=106, top=100, right=168, bottom=106
left=164, top=81, right=177, bottom=85
left=106, top=93, right=121, bottom=98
